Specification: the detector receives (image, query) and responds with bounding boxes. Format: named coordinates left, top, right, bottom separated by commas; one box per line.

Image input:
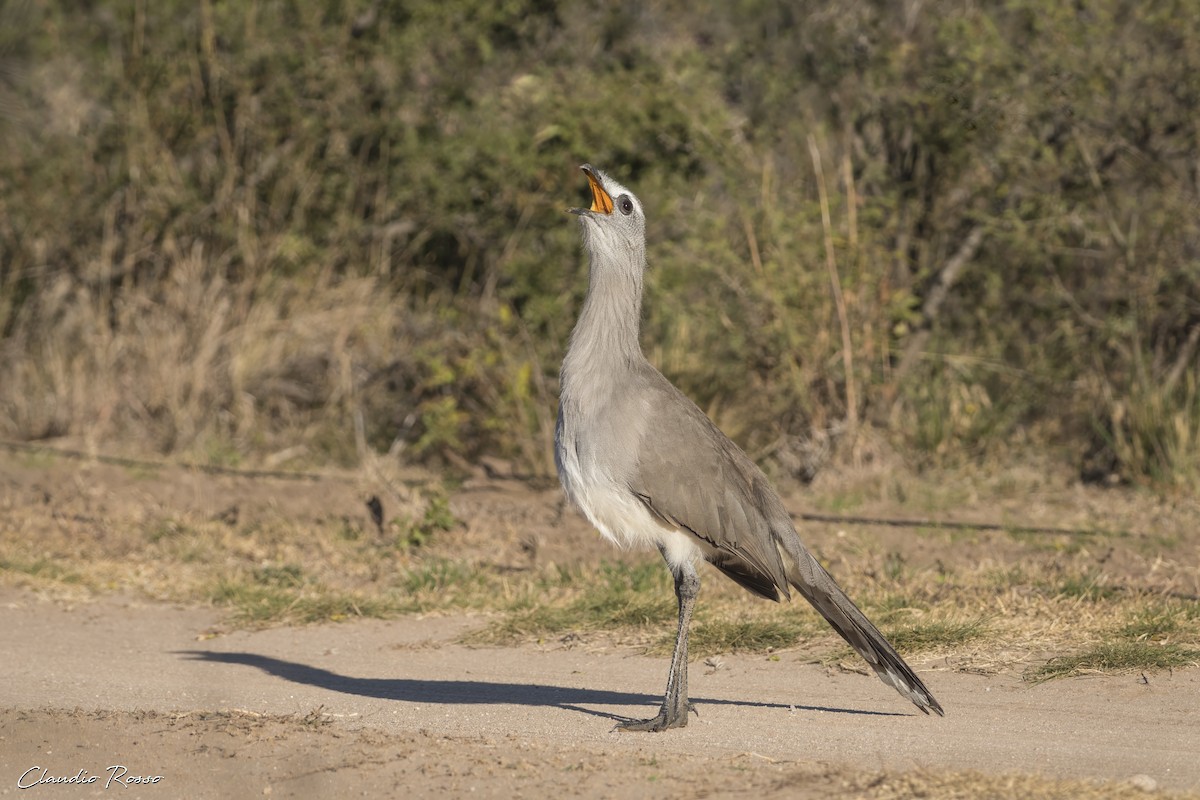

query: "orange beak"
left=583, top=166, right=613, bottom=214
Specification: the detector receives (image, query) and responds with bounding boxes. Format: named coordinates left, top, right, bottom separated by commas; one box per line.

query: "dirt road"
left=2, top=450, right=1198, bottom=797
left=2, top=588, right=1196, bottom=798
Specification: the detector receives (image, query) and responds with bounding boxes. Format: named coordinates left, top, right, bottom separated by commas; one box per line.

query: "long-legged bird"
left=555, top=164, right=944, bottom=731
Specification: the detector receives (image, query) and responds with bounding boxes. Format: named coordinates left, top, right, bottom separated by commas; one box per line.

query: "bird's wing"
left=627, top=372, right=791, bottom=601
left=627, top=372, right=944, bottom=714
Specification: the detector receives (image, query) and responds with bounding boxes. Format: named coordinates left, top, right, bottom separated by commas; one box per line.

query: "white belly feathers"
left=556, top=425, right=700, bottom=570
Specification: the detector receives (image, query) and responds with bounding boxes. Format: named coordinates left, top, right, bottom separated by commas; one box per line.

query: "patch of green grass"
left=1044, top=572, right=1120, bottom=602
left=1008, top=530, right=1088, bottom=556
left=254, top=564, right=305, bottom=588
left=15, top=450, right=59, bottom=470
left=883, top=618, right=988, bottom=654
left=483, top=605, right=579, bottom=641
left=206, top=579, right=294, bottom=623
left=1027, top=641, right=1200, bottom=683
left=0, top=556, right=86, bottom=584
left=493, top=603, right=669, bottom=645
left=399, top=558, right=478, bottom=596
left=986, top=566, right=1028, bottom=590
left=1118, top=605, right=1183, bottom=641
left=473, top=560, right=675, bottom=643
left=881, top=552, right=907, bottom=582
left=819, top=488, right=867, bottom=514
left=391, top=488, right=459, bottom=548
left=336, top=520, right=362, bottom=541
left=865, top=592, right=932, bottom=623
left=821, top=617, right=987, bottom=668
left=197, top=437, right=243, bottom=469
left=217, top=555, right=519, bottom=624
left=207, top=577, right=397, bottom=626
left=578, top=589, right=675, bottom=629
left=687, top=617, right=813, bottom=657
left=594, top=560, right=672, bottom=593
left=512, top=582, right=674, bottom=637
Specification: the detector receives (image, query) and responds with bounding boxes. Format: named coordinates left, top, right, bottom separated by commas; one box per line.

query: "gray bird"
left=555, top=164, right=943, bottom=731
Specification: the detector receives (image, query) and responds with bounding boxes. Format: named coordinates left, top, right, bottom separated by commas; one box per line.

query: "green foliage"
left=687, top=617, right=814, bottom=656
left=1046, top=572, right=1120, bottom=603
left=1027, top=642, right=1200, bottom=683
left=0, top=556, right=84, bottom=584
left=882, top=618, right=988, bottom=654
left=253, top=563, right=305, bottom=589
left=1118, top=605, right=1184, bottom=643
left=480, top=560, right=676, bottom=641
left=1025, top=590, right=1200, bottom=682
left=1095, top=362, right=1200, bottom=488
left=391, top=487, right=458, bottom=548
left=208, top=577, right=398, bottom=626
left=0, top=0, right=1197, bottom=485
left=869, top=592, right=931, bottom=622
left=399, top=559, right=475, bottom=595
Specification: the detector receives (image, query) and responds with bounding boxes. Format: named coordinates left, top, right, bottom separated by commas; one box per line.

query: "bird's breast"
left=555, top=392, right=672, bottom=554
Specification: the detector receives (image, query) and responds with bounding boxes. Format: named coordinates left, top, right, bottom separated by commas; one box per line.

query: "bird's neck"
left=562, top=252, right=646, bottom=389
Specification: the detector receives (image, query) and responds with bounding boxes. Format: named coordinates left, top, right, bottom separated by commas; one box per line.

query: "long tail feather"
left=789, top=550, right=944, bottom=716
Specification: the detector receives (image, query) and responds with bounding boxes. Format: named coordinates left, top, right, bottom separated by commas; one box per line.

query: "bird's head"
left=568, top=164, right=645, bottom=263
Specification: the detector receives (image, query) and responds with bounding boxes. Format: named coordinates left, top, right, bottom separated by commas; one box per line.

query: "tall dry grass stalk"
left=808, top=133, right=858, bottom=443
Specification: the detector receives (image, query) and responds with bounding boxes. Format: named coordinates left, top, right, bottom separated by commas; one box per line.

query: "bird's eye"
left=618, top=195, right=634, bottom=216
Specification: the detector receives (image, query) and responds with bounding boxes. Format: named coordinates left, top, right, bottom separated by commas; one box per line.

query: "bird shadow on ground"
left=178, top=651, right=910, bottom=721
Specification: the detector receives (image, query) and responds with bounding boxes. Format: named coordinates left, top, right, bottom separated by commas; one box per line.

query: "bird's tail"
left=786, top=547, right=944, bottom=716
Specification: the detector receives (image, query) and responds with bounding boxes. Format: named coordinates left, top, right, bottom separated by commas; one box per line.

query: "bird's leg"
left=617, top=553, right=700, bottom=732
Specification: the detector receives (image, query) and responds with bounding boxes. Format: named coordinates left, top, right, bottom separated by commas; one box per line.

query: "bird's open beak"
left=568, top=164, right=613, bottom=216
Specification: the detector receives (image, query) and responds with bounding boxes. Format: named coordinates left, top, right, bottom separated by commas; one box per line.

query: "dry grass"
left=0, top=254, right=426, bottom=468
left=9, top=525, right=1193, bottom=680
left=1028, top=642, right=1200, bottom=683
left=1, top=452, right=1198, bottom=680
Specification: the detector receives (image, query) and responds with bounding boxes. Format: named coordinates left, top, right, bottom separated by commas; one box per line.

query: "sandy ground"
left=1, top=448, right=1199, bottom=797
left=1, top=589, right=1197, bottom=797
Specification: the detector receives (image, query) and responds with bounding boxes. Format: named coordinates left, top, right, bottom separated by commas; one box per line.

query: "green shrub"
left=0, top=0, right=1196, bottom=487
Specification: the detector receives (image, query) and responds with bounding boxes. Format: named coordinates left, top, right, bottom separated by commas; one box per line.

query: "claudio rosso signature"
left=18, top=766, right=163, bottom=790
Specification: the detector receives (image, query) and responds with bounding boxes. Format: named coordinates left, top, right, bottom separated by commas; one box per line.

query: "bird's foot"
left=614, top=702, right=697, bottom=733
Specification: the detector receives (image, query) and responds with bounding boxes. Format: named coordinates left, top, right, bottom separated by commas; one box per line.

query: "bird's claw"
left=613, top=702, right=696, bottom=732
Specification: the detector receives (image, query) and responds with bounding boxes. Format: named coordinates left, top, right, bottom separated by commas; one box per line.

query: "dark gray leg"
left=617, top=552, right=700, bottom=732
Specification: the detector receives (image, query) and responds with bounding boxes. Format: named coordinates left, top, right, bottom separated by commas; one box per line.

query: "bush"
left=1, top=0, right=1196, bottom=485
